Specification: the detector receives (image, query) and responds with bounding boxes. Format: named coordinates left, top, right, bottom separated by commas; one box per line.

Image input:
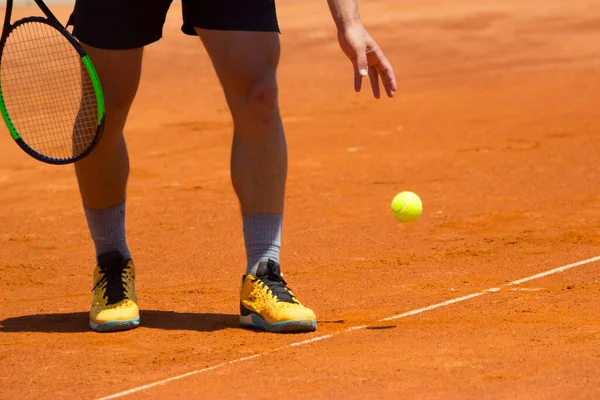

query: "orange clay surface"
left=1, top=0, right=600, bottom=399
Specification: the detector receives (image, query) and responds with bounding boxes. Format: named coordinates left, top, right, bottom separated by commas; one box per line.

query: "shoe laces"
left=255, top=259, right=297, bottom=304
left=92, top=258, right=129, bottom=305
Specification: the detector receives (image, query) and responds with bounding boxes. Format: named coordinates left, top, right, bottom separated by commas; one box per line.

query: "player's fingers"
left=354, top=51, right=368, bottom=92
left=375, top=56, right=397, bottom=98
left=354, top=66, right=363, bottom=92
left=369, top=66, right=380, bottom=99
left=374, top=65, right=396, bottom=98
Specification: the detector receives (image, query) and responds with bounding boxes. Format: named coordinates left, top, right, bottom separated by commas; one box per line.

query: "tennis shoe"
left=240, top=259, right=317, bottom=333
left=90, top=251, right=140, bottom=332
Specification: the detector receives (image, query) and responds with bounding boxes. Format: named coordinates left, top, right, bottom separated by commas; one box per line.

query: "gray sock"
left=243, top=214, right=282, bottom=275
left=84, top=201, right=131, bottom=261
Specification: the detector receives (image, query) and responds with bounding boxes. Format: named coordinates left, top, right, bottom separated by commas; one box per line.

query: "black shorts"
left=67, top=0, right=280, bottom=50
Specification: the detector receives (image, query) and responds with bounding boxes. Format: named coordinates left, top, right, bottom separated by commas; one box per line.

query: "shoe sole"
left=90, top=316, right=140, bottom=333
left=240, top=314, right=317, bottom=333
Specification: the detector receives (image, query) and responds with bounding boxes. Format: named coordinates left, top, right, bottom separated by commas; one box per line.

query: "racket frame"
left=0, top=0, right=105, bottom=165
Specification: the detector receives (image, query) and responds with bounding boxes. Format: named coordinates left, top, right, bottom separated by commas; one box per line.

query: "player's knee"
left=101, top=93, right=136, bottom=138
left=102, top=85, right=138, bottom=128
left=232, top=73, right=279, bottom=122
left=248, top=74, right=279, bottom=112
left=105, top=93, right=136, bottom=121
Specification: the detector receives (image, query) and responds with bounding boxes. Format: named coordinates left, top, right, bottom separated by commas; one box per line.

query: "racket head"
left=0, top=16, right=105, bottom=165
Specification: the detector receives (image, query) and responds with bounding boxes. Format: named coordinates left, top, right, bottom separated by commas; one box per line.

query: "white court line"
left=379, top=290, right=490, bottom=322
left=97, top=255, right=600, bottom=400
left=289, top=334, right=334, bottom=347
left=347, top=325, right=368, bottom=332
left=509, top=255, right=600, bottom=285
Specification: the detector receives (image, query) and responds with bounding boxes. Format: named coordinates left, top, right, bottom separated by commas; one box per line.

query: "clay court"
left=1, top=0, right=600, bottom=398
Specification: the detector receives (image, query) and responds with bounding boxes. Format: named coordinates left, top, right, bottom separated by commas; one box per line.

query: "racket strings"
left=0, top=21, right=99, bottom=160
left=11, top=24, right=96, bottom=156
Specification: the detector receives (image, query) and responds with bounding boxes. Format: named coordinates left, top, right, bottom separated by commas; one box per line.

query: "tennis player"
left=68, top=0, right=397, bottom=333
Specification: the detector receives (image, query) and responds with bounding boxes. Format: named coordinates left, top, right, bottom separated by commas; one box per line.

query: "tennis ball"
left=391, top=191, right=422, bottom=222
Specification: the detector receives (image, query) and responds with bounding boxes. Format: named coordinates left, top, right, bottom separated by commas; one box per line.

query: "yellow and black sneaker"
left=90, top=251, right=139, bottom=332
left=240, top=259, right=317, bottom=333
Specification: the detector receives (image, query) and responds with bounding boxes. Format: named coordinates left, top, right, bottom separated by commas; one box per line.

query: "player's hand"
left=337, top=23, right=397, bottom=98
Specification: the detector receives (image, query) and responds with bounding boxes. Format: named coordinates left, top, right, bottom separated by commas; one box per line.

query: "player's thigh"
left=197, top=30, right=280, bottom=99
left=82, top=45, right=143, bottom=119
left=184, top=0, right=281, bottom=104
left=68, top=0, right=171, bottom=117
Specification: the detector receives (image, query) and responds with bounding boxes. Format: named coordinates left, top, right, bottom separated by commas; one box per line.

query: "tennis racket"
left=0, top=0, right=104, bottom=165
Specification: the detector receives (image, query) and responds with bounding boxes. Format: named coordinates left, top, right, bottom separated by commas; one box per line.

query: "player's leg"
left=183, top=2, right=316, bottom=332
left=75, top=46, right=142, bottom=333
left=75, top=46, right=142, bottom=260
left=198, top=29, right=286, bottom=269
left=68, top=0, right=171, bottom=332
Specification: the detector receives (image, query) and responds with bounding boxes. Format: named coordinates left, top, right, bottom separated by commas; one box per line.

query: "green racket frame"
left=0, top=0, right=105, bottom=165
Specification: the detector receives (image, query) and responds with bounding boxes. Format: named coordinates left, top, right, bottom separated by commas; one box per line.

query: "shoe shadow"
left=0, top=310, right=239, bottom=333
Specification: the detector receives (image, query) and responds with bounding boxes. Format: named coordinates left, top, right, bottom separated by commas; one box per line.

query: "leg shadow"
left=0, top=310, right=238, bottom=333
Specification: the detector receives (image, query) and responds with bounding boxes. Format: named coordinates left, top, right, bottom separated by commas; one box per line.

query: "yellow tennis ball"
left=391, top=191, right=423, bottom=222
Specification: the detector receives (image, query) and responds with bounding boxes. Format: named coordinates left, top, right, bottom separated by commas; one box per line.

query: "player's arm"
left=326, top=0, right=397, bottom=98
